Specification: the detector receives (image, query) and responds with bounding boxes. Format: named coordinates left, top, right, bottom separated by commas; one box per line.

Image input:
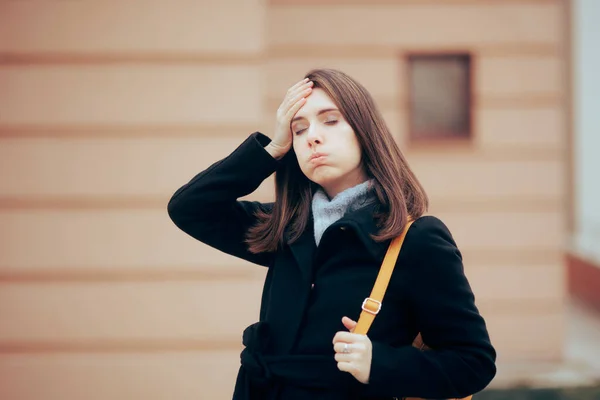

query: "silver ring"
left=342, top=343, right=350, bottom=354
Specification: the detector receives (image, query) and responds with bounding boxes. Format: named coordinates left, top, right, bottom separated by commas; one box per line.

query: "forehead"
left=294, top=88, right=337, bottom=118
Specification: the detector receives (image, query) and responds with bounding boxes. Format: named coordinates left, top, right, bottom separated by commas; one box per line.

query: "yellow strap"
left=353, top=220, right=414, bottom=335
left=354, top=220, right=474, bottom=400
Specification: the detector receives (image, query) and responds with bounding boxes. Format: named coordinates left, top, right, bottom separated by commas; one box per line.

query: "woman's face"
left=291, top=88, right=368, bottom=198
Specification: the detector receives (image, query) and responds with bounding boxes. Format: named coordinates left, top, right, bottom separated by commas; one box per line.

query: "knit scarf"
left=312, top=180, right=376, bottom=246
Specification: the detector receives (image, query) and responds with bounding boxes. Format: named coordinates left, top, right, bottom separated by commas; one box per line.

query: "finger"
left=289, top=79, right=313, bottom=95
left=333, top=342, right=352, bottom=354
left=335, top=342, right=367, bottom=356
left=282, top=80, right=313, bottom=107
left=336, top=361, right=357, bottom=375
left=342, top=316, right=357, bottom=332
left=283, top=81, right=314, bottom=103
left=281, top=85, right=312, bottom=114
left=288, top=77, right=310, bottom=93
left=281, top=89, right=312, bottom=124
left=333, top=331, right=357, bottom=344
left=334, top=352, right=356, bottom=363
left=285, top=96, right=308, bottom=122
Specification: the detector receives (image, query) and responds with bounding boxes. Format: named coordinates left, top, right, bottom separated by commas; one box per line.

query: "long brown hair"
left=246, top=68, right=428, bottom=253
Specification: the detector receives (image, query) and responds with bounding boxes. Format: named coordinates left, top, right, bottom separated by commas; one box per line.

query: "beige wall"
left=0, top=0, right=568, bottom=399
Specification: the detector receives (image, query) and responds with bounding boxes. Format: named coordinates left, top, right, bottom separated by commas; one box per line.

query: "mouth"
left=309, top=153, right=327, bottom=162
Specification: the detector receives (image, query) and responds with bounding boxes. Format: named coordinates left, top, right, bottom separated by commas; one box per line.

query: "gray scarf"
left=312, top=180, right=376, bottom=246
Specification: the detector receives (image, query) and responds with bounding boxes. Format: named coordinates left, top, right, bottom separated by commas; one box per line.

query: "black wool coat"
left=167, top=132, right=496, bottom=400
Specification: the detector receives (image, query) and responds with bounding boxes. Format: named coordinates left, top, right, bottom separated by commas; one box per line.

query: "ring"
left=342, top=343, right=350, bottom=354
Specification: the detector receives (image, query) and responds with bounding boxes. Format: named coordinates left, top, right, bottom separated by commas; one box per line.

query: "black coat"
left=167, top=132, right=496, bottom=400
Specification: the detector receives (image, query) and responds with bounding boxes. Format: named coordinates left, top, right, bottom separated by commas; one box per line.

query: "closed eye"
left=325, top=120, right=338, bottom=125
left=294, top=128, right=307, bottom=135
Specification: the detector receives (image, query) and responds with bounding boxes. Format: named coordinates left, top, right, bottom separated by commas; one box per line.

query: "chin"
left=309, top=174, right=339, bottom=190
left=304, top=165, right=345, bottom=187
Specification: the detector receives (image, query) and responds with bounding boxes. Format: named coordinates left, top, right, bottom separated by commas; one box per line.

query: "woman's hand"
left=333, top=316, right=373, bottom=384
left=264, top=78, right=313, bottom=160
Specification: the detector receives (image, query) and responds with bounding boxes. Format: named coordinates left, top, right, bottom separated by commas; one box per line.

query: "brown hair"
left=246, top=68, right=428, bottom=253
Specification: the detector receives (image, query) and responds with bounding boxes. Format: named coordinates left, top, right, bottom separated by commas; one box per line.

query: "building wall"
left=0, top=1, right=268, bottom=399
left=0, top=0, right=569, bottom=399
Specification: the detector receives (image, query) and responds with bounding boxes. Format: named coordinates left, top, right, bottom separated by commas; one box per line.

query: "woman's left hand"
left=332, top=316, right=372, bottom=384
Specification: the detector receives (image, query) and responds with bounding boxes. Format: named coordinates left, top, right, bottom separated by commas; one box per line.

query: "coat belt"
left=233, top=321, right=361, bottom=399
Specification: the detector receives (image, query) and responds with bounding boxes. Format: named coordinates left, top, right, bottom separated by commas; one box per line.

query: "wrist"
left=264, top=143, right=287, bottom=160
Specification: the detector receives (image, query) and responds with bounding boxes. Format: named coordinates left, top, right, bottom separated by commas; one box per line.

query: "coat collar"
left=340, top=201, right=391, bottom=260
left=287, top=202, right=391, bottom=283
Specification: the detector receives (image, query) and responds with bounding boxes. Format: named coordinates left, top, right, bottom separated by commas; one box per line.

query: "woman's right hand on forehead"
left=264, top=78, right=313, bottom=160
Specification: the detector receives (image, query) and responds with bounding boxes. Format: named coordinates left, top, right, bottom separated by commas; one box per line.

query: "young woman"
left=167, top=69, right=496, bottom=400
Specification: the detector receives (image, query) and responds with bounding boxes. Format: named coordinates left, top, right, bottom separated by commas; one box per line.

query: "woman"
left=167, top=69, right=496, bottom=400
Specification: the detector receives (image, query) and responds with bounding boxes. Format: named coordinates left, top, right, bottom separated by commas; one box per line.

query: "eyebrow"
left=291, top=108, right=339, bottom=123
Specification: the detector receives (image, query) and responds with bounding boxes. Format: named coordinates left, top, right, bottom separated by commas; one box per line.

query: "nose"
left=306, top=125, right=323, bottom=147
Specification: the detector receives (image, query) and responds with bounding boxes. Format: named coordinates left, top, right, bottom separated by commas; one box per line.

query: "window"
left=407, top=53, right=472, bottom=141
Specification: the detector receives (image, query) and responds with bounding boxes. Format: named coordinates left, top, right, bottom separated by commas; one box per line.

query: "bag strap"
left=353, top=220, right=414, bottom=335
left=355, top=220, right=474, bottom=400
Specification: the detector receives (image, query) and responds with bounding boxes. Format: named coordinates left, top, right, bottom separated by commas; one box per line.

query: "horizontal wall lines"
left=0, top=338, right=243, bottom=355
left=409, top=95, right=564, bottom=109
left=0, top=122, right=563, bottom=146
left=268, top=43, right=561, bottom=59
left=480, top=297, right=564, bottom=315
left=0, top=266, right=264, bottom=284
left=406, top=144, right=562, bottom=159
left=476, top=94, right=563, bottom=109
left=0, top=195, right=562, bottom=212
left=0, top=300, right=561, bottom=355
left=0, top=124, right=259, bottom=139
left=0, top=196, right=168, bottom=211
left=0, top=44, right=561, bottom=67
left=0, top=250, right=561, bottom=283
left=0, top=52, right=265, bottom=66
left=428, top=197, right=563, bottom=213
left=269, top=0, right=559, bottom=5
left=404, top=139, right=560, bottom=154
left=463, top=249, right=564, bottom=266
left=265, top=95, right=564, bottom=115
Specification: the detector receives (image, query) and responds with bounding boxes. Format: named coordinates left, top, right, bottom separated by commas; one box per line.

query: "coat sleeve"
left=167, top=132, right=279, bottom=267
left=363, top=216, right=497, bottom=399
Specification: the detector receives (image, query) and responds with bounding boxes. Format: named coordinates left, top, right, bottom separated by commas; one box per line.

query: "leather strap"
left=353, top=220, right=414, bottom=336
left=352, top=219, right=473, bottom=400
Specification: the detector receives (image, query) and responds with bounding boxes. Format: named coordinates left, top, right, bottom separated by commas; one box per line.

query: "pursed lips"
left=309, top=153, right=327, bottom=164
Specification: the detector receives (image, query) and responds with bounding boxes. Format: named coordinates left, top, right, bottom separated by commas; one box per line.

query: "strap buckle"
left=361, top=297, right=382, bottom=315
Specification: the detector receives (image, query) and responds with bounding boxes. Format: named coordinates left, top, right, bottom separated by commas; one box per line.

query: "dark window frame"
left=405, top=52, right=474, bottom=144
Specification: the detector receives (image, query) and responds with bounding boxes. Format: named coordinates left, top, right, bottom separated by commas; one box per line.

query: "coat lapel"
left=287, top=202, right=393, bottom=283
left=341, top=202, right=391, bottom=262
left=287, top=219, right=317, bottom=284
